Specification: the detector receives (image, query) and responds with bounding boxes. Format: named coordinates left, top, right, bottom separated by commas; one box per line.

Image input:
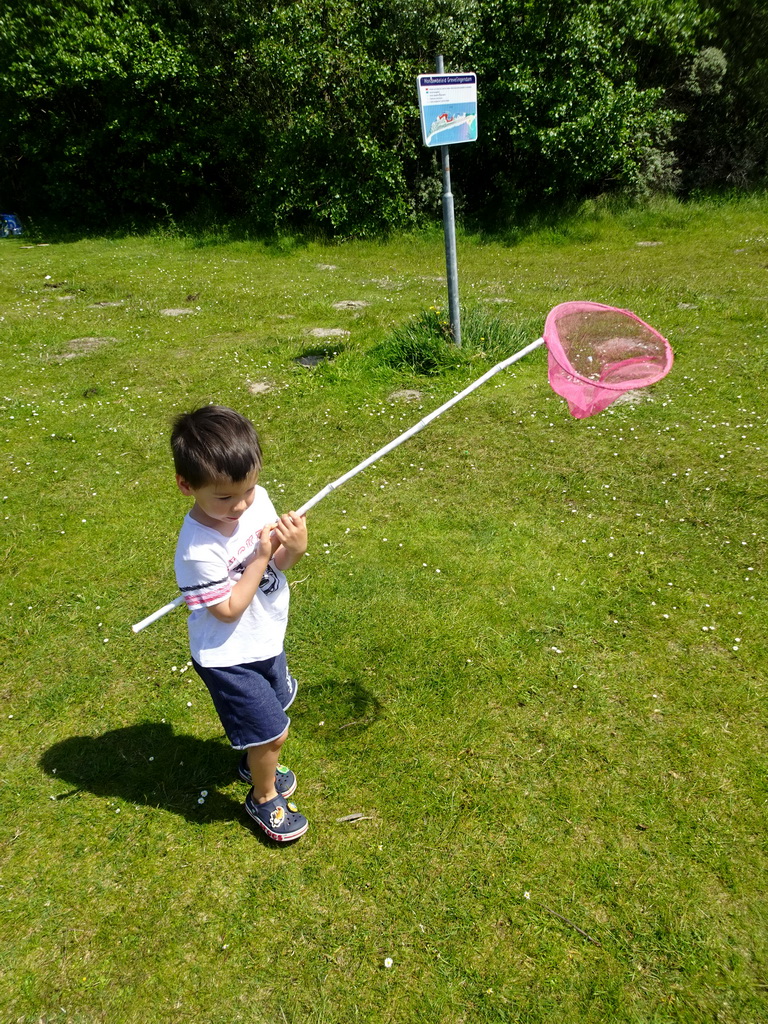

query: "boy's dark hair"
left=171, top=406, right=262, bottom=488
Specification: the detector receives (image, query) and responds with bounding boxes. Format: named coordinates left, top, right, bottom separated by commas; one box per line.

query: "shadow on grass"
left=293, top=672, right=384, bottom=742
left=39, top=721, right=249, bottom=826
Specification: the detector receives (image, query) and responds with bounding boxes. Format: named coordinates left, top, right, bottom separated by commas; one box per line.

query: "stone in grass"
left=308, top=327, right=349, bottom=338
left=636, top=241, right=663, bottom=247
left=161, top=307, right=197, bottom=316
left=316, top=264, right=338, bottom=271
left=295, top=338, right=345, bottom=366
left=89, top=301, right=125, bottom=308
left=332, top=300, right=370, bottom=310
left=248, top=381, right=274, bottom=395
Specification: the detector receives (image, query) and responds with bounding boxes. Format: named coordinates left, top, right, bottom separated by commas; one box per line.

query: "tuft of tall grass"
left=372, top=304, right=536, bottom=375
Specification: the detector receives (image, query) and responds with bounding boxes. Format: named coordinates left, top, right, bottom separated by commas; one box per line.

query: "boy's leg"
left=247, top=728, right=288, bottom=803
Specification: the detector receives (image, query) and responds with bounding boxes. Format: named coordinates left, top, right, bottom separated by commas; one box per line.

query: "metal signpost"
left=417, top=58, right=478, bottom=348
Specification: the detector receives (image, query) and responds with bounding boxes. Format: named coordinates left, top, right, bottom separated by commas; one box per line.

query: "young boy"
left=171, top=405, right=309, bottom=842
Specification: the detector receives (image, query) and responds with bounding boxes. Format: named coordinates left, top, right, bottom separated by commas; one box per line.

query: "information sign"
left=417, top=73, right=478, bottom=148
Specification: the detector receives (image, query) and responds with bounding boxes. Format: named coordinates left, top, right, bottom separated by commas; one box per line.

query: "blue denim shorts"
left=191, top=650, right=298, bottom=749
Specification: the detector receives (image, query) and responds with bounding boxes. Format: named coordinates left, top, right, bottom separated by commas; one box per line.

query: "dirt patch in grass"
left=51, top=336, right=117, bottom=361
left=613, top=390, right=651, bottom=406
left=371, top=277, right=403, bottom=290
left=308, top=327, right=349, bottom=338
left=388, top=389, right=424, bottom=402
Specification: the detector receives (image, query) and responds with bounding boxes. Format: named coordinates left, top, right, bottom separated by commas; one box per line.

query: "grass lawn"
left=1, top=197, right=767, bottom=1023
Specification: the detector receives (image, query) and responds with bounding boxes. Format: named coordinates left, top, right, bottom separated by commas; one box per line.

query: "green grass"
left=1, top=196, right=767, bottom=1023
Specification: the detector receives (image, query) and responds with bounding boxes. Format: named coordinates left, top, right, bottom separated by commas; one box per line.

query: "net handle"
left=296, top=336, right=545, bottom=517
left=132, top=336, right=545, bottom=632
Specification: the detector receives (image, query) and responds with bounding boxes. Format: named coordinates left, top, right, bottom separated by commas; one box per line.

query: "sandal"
left=244, top=789, right=308, bottom=842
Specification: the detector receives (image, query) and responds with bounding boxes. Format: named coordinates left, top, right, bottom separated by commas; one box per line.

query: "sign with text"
left=417, top=72, right=478, bottom=148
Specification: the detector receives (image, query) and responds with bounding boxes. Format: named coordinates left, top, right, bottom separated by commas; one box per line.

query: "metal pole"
left=436, top=54, right=461, bottom=347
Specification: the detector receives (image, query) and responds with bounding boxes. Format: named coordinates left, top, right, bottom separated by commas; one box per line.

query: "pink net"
left=544, top=301, right=674, bottom=418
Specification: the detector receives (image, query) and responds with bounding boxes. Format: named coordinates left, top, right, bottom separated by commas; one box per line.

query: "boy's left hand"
left=272, top=511, right=308, bottom=569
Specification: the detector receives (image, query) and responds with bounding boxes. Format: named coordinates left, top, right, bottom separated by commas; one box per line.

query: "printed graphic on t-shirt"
left=259, top=564, right=280, bottom=595
left=228, top=533, right=259, bottom=575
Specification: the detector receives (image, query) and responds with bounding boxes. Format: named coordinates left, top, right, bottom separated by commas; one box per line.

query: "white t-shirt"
left=174, top=486, right=290, bottom=667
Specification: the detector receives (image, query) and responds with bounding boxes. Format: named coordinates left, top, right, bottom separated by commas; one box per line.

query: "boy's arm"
left=272, top=511, right=308, bottom=572
left=207, top=521, right=278, bottom=624
left=207, top=513, right=307, bottom=623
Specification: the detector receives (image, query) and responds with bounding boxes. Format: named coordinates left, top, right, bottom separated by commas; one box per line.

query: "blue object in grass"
left=0, top=214, right=22, bottom=237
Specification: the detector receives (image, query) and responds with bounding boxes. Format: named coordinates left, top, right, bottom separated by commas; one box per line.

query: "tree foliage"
left=464, top=0, right=710, bottom=211
left=0, top=0, right=763, bottom=234
left=674, top=0, right=768, bottom=189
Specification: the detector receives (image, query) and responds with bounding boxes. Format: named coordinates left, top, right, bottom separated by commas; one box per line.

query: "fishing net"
left=544, top=301, right=673, bottom=418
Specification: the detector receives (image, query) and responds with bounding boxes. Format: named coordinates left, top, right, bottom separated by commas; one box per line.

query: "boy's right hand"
left=256, top=520, right=280, bottom=561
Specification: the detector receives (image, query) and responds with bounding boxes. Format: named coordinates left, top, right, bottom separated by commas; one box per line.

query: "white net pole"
left=132, top=336, right=545, bottom=632
left=132, top=596, right=186, bottom=633
left=296, top=337, right=544, bottom=516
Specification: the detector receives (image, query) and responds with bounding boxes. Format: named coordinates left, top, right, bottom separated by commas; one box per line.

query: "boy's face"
left=176, top=469, right=260, bottom=529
